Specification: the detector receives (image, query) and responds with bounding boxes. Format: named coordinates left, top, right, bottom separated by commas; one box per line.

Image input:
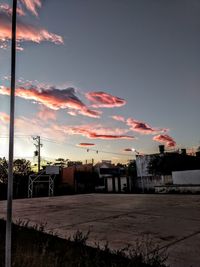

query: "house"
left=94, top=161, right=130, bottom=193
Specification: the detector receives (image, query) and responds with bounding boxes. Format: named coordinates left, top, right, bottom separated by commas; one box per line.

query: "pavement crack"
left=156, top=230, right=200, bottom=251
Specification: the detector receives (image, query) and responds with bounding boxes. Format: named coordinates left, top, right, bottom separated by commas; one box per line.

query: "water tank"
left=181, top=149, right=186, bottom=155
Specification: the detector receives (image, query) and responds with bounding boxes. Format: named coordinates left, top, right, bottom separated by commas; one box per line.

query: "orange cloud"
left=0, top=6, right=63, bottom=49
left=0, top=86, right=101, bottom=118
left=21, top=0, right=42, bottom=16
left=127, top=118, right=168, bottom=135
left=153, top=134, right=176, bottom=147
left=85, top=91, right=126, bottom=108
left=111, top=115, right=126, bottom=122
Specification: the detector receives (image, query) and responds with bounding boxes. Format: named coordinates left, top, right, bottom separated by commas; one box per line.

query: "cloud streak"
left=0, top=3, right=25, bottom=16
left=85, top=91, right=126, bottom=108
left=126, top=118, right=168, bottom=135
left=0, top=5, right=63, bottom=49
left=36, top=107, right=57, bottom=121
left=1, top=112, right=135, bottom=141
left=153, top=134, right=176, bottom=147
left=111, top=115, right=126, bottom=122
left=123, top=148, right=133, bottom=152
left=0, top=85, right=101, bottom=118
left=64, top=125, right=135, bottom=140
left=77, top=143, right=95, bottom=147
left=20, top=0, right=42, bottom=16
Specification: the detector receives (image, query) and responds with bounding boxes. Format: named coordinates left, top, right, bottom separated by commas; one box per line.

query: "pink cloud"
left=126, top=118, right=168, bottom=135
left=85, top=91, right=126, bottom=108
left=0, top=110, right=134, bottom=141
left=0, top=86, right=101, bottom=118
left=0, top=3, right=25, bottom=16
left=20, top=0, right=42, bottom=16
left=64, top=125, right=135, bottom=140
left=0, top=6, right=63, bottom=49
left=77, top=143, right=95, bottom=147
left=36, top=107, right=57, bottom=121
left=78, top=107, right=101, bottom=118
left=153, top=134, right=176, bottom=147
left=111, top=115, right=126, bottom=122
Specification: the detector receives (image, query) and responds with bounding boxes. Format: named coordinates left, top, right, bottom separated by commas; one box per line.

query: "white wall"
left=107, top=177, right=128, bottom=192
left=172, top=170, right=200, bottom=185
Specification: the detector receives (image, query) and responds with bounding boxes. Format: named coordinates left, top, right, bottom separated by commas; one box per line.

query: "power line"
left=41, top=137, right=133, bottom=157
left=0, top=134, right=135, bottom=157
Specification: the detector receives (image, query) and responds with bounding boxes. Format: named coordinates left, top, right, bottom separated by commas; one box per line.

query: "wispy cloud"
left=1, top=112, right=135, bottom=141
left=126, top=118, right=168, bottom=135
left=64, top=125, right=135, bottom=140
left=85, top=91, right=126, bottom=108
left=111, top=115, right=126, bottom=122
left=0, top=112, right=65, bottom=140
left=153, top=134, right=176, bottom=147
left=20, top=0, right=42, bottom=16
left=0, top=3, right=25, bottom=16
left=0, top=5, right=63, bottom=50
left=36, top=107, right=57, bottom=121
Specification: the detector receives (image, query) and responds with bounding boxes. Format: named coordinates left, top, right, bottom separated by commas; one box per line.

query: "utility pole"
left=5, top=1, right=17, bottom=267
left=33, top=136, right=42, bottom=173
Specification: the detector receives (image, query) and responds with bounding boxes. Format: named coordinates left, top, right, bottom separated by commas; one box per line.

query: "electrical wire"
left=0, top=135, right=134, bottom=157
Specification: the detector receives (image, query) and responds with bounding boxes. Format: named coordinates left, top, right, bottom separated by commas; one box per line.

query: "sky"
left=0, top=0, right=200, bottom=164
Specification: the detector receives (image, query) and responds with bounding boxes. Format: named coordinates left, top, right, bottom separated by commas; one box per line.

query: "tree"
left=0, top=157, right=8, bottom=183
left=13, top=159, right=31, bottom=175
left=148, top=153, right=200, bottom=175
left=0, top=158, right=31, bottom=183
left=13, top=159, right=31, bottom=197
left=127, top=160, right=137, bottom=177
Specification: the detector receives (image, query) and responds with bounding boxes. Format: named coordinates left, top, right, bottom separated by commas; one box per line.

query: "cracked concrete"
left=0, top=194, right=200, bottom=266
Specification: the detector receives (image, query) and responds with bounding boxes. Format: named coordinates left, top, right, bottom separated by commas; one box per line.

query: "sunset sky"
left=0, top=0, right=200, bottom=164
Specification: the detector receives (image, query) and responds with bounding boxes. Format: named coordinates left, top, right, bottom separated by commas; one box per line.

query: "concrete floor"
left=0, top=194, right=200, bottom=267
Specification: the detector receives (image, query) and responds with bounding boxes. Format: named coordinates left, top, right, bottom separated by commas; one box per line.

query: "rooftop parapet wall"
left=172, top=170, right=200, bottom=185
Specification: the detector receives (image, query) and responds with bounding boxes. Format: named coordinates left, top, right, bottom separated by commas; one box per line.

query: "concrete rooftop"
left=0, top=194, right=200, bottom=267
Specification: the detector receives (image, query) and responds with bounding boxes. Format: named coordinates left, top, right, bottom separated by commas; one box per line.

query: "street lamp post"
left=5, top=1, right=17, bottom=267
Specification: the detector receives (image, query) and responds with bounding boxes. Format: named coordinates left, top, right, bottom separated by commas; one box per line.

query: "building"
left=94, top=161, right=130, bottom=193
left=135, top=145, right=200, bottom=193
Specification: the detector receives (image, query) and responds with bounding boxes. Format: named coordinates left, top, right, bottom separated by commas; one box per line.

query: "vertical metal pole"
left=5, top=1, right=17, bottom=267
left=138, top=155, right=144, bottom=193
left=38, top=136, right=40, bottom=172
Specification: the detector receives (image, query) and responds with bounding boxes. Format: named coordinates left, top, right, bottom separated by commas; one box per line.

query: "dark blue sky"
left=0, top=0, right=199, bottom=162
